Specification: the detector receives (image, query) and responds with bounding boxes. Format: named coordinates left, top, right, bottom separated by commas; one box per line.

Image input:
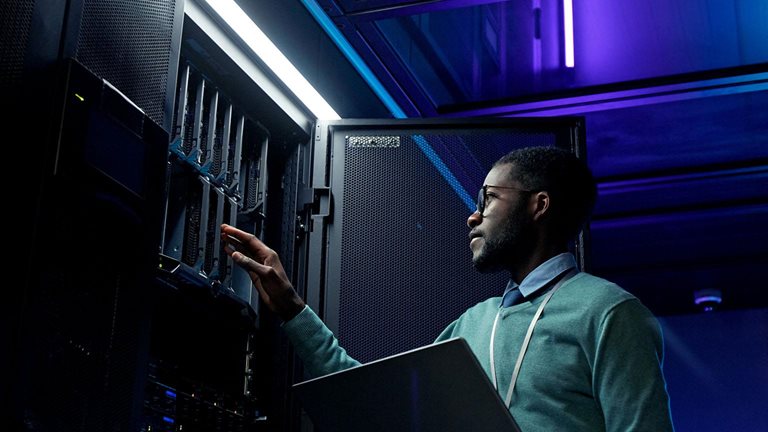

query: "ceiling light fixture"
left=694, top=288, right=723, bottom=313
left=205, top=0, right=340, bottom=120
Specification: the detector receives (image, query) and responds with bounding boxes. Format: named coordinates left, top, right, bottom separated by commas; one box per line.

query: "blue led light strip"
left=299, top=0, right=406, bottom=118
left=413, top=135, right=476, bottom=210
left=300, top=0, right=475, bottom=212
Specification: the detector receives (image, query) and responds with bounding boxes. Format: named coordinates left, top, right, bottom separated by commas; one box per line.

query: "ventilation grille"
left=0, top=0, right=33, bottom=87
left=337, top=130, right=558, bottom=363
left=76, top=0, right=177, bottom=128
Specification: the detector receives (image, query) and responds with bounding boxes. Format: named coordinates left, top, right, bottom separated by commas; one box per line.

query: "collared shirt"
left=500, top=252, right=578, bottom=307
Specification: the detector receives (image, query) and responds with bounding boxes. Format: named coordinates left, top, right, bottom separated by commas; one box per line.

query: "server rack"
left=16, top=57, right=171, bottom=432
left=8, top=0, right=305, bottom=430
left=135, top=2, right=316, bottom=430
left=9, top=0, right=185, bottom=430
left=159, top=61, right=267, bottom=307
left=146, top=60, right=276, bottom=431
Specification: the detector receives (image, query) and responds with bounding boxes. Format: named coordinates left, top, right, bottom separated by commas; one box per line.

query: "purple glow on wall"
left=573, top=0, right=767, bottom=87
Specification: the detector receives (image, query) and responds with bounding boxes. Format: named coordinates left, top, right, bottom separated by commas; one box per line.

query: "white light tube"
left=563, top=0, right=575, bottom=68
left=205, top=0, right=340, bottom=120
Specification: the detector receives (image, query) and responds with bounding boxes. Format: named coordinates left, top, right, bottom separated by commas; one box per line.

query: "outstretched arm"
left=220, top=224, right=361, bottom=376
left=220, top=223, right=305, bottom=321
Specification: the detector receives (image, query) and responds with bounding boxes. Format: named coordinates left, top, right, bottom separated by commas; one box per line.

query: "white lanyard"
left=489, top=269, right=577, bottom=408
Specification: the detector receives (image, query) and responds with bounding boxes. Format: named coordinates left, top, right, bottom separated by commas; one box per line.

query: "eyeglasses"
left=476, top=184, right=533, bottom=215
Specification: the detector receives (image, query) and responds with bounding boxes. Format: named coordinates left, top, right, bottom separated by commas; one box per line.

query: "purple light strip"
left=598, top=166, right=768, bottom=195
left=564, top=0, right=574, bottom=67
left=533, top=0, right=542, bottom=75
left=694, top=296, right=722, bottom=305
left=446, top=72, right=768, bottom=117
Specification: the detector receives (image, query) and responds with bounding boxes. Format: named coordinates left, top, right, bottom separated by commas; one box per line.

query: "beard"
left=472, top=205, right=535, bottom=273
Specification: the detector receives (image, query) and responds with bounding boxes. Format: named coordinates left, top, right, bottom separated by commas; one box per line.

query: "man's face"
left=468, top=163, right=536, bottom=273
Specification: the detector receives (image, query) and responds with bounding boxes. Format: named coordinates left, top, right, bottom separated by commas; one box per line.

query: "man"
left=221, top=146, right=674, bottom=431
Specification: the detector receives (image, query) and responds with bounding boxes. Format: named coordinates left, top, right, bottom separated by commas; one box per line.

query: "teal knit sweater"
left=283, top=272, right=674, bottom=431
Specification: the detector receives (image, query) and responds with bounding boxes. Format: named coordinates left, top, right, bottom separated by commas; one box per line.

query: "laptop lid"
left=292, top=337, right=522, bottom=432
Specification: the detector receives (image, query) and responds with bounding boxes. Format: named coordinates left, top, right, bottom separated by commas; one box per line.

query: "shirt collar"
left=501, top=252, right=578, bottom=305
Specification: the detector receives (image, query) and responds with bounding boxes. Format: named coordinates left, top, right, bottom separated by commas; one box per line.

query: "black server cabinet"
left=7, top=0, right=184, bottom=429
left=5, top=0, right=184, bottom=279
left=14, top=58, right=170, bottom=432
left=298, top=118, right=587, bottom=365
left=2, top=0, right=184, bottom=131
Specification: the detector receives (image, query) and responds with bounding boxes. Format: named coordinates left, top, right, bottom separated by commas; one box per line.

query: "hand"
left=220, top=224, right=306, bottom=321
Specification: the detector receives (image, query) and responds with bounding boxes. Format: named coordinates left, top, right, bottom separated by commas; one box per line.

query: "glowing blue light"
left=413, top=135, right=475, bottom=211
left=299, top=0, right=406, bottom=119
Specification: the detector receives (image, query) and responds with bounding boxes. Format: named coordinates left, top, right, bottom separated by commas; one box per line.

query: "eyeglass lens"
left=476, top=187, right=485, bottom=213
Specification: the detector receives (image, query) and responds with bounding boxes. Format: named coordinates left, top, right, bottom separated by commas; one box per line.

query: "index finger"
left=220, top=224, right=266, bottom=254
left=221, top=223, right=253, bottom=243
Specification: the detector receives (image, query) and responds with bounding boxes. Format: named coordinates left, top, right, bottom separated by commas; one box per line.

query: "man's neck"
left=510, top=244, right=568, bottom=284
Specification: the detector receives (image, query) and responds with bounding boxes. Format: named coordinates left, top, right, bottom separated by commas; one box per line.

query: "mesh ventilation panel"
left=0, top=0, right=33, bottom=87
left=336, top=129, right=558, bottom=363
left=77, top=0, right=177, bottom=128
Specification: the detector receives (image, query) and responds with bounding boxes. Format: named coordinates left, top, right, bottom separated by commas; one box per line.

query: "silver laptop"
left=292, top=337, right=522, bottom=432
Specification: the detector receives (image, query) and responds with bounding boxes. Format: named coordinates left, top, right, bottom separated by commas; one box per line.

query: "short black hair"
left=494, top=146, right=597, bottom=243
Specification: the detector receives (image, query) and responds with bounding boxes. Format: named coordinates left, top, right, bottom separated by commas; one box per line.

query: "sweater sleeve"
left=434, top=319, right=459, bottom=343
left=593, top=299, right=675, bottom=432
left=282, top=305, right=361, bottom=378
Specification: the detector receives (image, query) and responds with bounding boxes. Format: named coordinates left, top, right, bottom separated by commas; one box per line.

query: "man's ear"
left=531, top=191, right=550, bottom=221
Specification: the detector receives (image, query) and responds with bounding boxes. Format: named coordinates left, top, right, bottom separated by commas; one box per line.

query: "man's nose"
left=467, top=210, right=481, bottom=228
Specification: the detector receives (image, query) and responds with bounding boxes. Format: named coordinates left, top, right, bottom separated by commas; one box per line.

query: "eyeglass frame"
left=476, top=184, right=534, bottom=215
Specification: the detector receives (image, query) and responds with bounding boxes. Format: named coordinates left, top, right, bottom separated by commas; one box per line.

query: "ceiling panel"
left=319, top=0, right=768, bottom=115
